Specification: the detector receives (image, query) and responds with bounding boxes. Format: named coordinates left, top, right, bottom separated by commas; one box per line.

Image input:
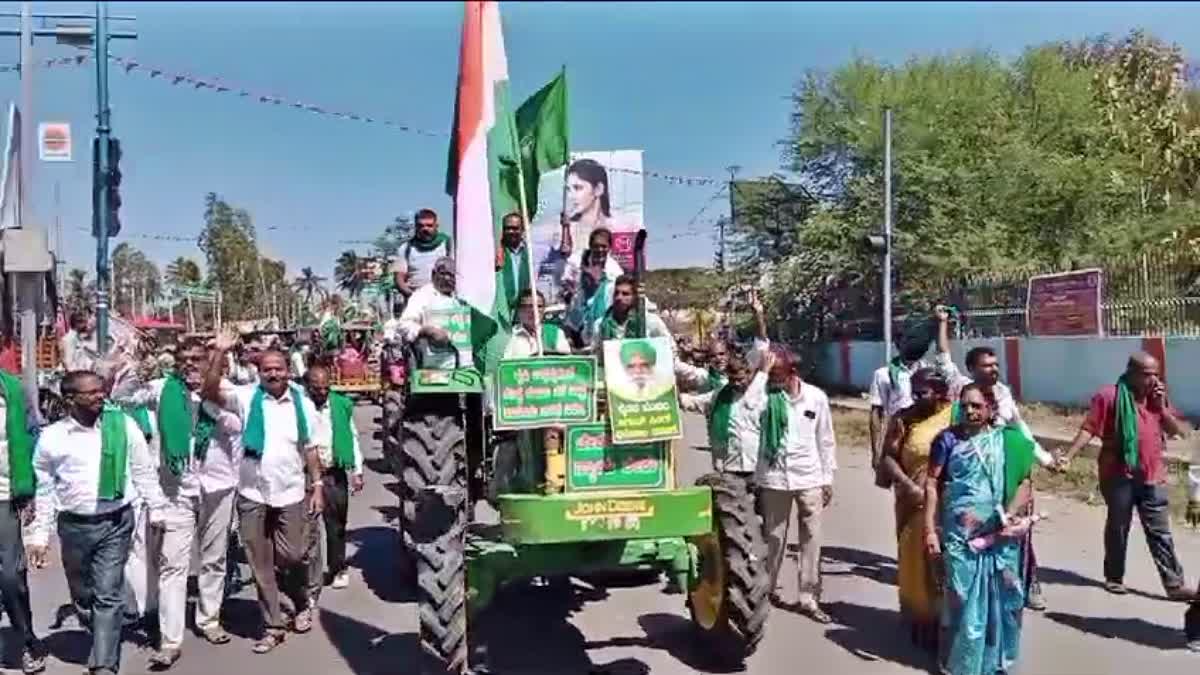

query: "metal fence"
left=811, top=249, right=1200, bottom=340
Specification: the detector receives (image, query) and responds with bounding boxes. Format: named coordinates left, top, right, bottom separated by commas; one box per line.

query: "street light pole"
left=94, top=0, right=112, bottom=352
left=882, top=108, right=894, bottom=362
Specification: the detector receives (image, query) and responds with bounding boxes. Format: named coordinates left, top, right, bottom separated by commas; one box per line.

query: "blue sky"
left=3, top=1, right=1200, bottom=280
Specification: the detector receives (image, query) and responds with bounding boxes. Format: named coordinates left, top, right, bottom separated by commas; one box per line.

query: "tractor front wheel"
left=687, top=473, right=770, bottom=665
left=412, top=485, right=468, bottom=675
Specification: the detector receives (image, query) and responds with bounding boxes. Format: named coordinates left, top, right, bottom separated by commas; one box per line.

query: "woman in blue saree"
left=924, top=384, right=1036, bottom=675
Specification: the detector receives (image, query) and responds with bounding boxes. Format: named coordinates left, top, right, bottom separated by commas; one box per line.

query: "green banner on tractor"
left=602, top=337, right=683, bottom=444
left=566, top=424, right=668, bottom=491
left=494, top=356, right=597, bottom=429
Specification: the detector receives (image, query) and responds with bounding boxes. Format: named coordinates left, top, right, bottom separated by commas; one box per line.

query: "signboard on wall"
left=1026, top=269, right=1102, bottom=336
left=37, top=122, right=71, bottom=162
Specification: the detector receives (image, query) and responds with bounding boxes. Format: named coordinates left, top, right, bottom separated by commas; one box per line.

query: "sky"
left=3, top=1, right=1200, bottom=282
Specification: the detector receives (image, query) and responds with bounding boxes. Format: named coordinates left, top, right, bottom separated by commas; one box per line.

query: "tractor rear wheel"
left=400, top=405, right=466, bottom=549
left=412, top=485, right=468, bottom=675
left=382, top=388, right=405, bottom=478
left=687, top=473, right=770, bottom=665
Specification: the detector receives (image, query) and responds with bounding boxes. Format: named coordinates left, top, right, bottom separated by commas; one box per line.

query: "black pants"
left=322, top=469, right=350, bottom=578
left=1101, top=476, right=1184, bottom=590
left=57, top=505, right=134, bottom=673
left=0, top=500, right=36, bottom=653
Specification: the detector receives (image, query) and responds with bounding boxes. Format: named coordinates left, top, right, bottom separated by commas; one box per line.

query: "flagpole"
left=505, top=106, right=541, bottom=356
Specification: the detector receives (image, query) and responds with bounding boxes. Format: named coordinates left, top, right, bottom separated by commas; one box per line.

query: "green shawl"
left=501, top=246, right=532, bottom=306
left=542, top=323, right=565, bottom=354
left=329, top=392, right=357, bottom=470
left=707, top=367, right=727, bottom=393
left=1115, top=375, right=1140, bottom=470
left=408, top=231, right=451, bottom=254
left=126, top=406, right=153, bottom=439
left=0, top=372, right=34, bottom=499
left=1001, top=425, right=1036, bottom=506
left=599, top=307, right=645, bottom=341
left=242, top=385, right=310, bottom=459
left=157, top=374, right=218, bottom=473
left=708, top=385, right=737, bottom=450
left=98, top=405, right=129, bottom=500
left=759, top=389, right=790, bottom=466
left=887, top=355, right=907, bottom=388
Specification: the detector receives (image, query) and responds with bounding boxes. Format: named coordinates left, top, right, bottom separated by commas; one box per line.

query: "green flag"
left=513, top=69, right=569, bottom=219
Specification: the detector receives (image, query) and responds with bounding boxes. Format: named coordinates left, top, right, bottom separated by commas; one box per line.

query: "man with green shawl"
left=0, top=369, right=46, bottom=673
left=110, top=339, right=246, bottom=665
left=28, top=370, right=166, bottom=675
left=300, top=365, right=364, bottom=600
left=1059, top=351, right=1191, bottom=601
left=497, top=212, right=533, bottom=313
left=681, top=350, right=775, bottom=481
left=754, top=347, right=838, bottom=625
left=391, top=208, right=452, bottom=302
left=203, top=334, right=323, bottom=654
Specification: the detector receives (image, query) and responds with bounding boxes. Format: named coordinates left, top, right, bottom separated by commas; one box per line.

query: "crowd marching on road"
left=2, top=207, right=1200, bottom=675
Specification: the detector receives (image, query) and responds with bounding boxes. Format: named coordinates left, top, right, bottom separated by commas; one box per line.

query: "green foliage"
left=750, top=29, right=1200, bottom=341
left=373, top=216, right=413, bottom=258
left=111, top=242, right=161, bottom=317
left=642, top=267, right=725, bottom=312
left=334, top=250, right=364, bottom=297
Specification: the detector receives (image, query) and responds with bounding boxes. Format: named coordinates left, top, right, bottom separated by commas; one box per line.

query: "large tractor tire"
left=687, top=473, right=770, bottom=665
left=401, top=410, right=466, bottom=531
left=382, top=388, right=406, bottom=478
left=411, top=485, right=468, bottom=675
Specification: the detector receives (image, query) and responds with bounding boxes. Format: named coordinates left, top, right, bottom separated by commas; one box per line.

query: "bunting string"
left=28, top=52, right=724, bottom=187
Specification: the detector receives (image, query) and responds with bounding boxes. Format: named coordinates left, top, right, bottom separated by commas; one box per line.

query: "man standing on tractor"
left=300, top=365, right=364, bottom=597
left=201, top=334, right=323, bottom=655
left=505, top=289, right=571, bottom=358
left=392, top=208, right=453, bottom=304
left=564, top=228, right=626, bottom=347
left=498, top=213, right=534, bottom=312
left=398, top=257, right=472, bottom=370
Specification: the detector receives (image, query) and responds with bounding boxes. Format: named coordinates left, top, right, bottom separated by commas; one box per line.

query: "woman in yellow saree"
left=877, top=367, right=952, bottom=651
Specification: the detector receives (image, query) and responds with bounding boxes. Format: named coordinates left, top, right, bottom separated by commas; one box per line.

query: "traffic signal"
left=91, top=137, right=122, bottom=237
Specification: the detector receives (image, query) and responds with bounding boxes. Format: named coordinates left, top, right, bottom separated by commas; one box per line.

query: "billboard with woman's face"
left=528, top=150, right=645, bottom=301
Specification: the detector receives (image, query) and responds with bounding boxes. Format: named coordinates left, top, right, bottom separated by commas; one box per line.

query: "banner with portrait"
left=528, top=150, right=645, bottom=303
left=602, top=337, right=682, bottom=444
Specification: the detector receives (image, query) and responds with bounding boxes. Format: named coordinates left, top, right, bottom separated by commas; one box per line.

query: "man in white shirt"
left=504, top=289, right=572, bottom=358
left=681, top=350, right=773, bottom=478
left=28, top=370, right=167, bottom=675
left=392, top=208, right=452, bottom=302
left=867, top=327, right=935, bottom=471
left=398, top=256, right=472, bottom=371
left=300, top=365, right=364, bottom=600
left=60, top=312, right=99, bottom=372
left=110, top=340, right=245, bottom=665
left=755, top=347, right=837, bottom=625
left=203, top=335, right=323, bottom=655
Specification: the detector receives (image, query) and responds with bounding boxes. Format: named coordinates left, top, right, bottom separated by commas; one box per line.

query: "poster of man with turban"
left=603, top=336, right=682, bottom=443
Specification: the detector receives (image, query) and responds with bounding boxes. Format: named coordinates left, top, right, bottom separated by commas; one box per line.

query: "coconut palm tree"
left=293, top=267, right=328, bottom=308
left=165, top=257, right=203, bottom=288
left=65, top=268, right=93, bottom=313
left=334, top=250, right=364, bottom=297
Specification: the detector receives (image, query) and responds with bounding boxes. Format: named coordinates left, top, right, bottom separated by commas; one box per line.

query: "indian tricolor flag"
left=446, top=0, right=521, bottom=371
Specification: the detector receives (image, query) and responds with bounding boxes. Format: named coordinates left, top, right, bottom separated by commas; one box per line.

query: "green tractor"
left=398, top=333, right=771, bottom=673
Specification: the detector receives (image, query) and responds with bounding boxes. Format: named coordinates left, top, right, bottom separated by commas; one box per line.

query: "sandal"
left=200, top=625, right=231, bottom=645
left=252, top=632, right=284, bottom=654
left=293, top=608, right=314, bottom=634
left=800, top=605, right=834, bottom=624
left=1104, top=581, right=1127, bottom=595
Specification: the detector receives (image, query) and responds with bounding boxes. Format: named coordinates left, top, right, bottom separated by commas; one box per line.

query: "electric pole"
left=720, top=165, right=740, bottom=272
left=883, top=108, right=894, bottom=362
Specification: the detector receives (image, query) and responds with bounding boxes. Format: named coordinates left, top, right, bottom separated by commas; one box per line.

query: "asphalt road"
left=13, top=406, right=1200, bottom=674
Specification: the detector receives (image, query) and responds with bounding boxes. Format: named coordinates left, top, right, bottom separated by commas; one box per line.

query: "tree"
left=165, top=257, right=203, bottom=288
left=294, top=267, right=328, bottom=308
left=197, top=192, right=268, bottom=321
left=334, top=250, right=365, bottom=297
left=373, top=216, right=413, bottom=258
left=65, top=268, right=93, bottom=314
left=111, top=242, right=161, bottom=318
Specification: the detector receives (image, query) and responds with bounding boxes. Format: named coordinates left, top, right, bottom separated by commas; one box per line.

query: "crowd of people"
left=1, top=202, right=1197, bottom=675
